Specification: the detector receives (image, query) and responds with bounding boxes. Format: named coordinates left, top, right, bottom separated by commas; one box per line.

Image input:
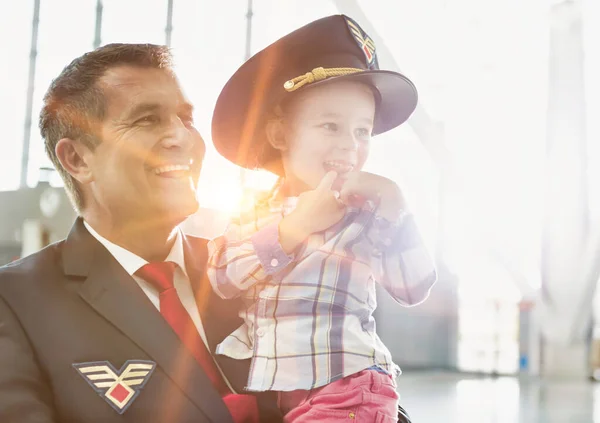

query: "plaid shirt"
left=207, top=192, right=437, bottom=392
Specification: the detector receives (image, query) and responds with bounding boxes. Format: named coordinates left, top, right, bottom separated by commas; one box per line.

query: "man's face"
left=86, top=66, right=205, bottom=225
left=281, top=80, right=375, bottom=194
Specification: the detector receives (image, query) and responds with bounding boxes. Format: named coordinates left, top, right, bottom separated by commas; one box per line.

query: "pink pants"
left=278, top=369, right=399, bottom=422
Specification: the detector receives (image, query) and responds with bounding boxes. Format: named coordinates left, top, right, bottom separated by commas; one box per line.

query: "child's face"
left=279, top=81, right=375, bottom=194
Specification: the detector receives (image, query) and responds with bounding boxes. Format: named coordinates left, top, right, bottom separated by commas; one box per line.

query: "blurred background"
left=1, top=0, right=599, bottom=421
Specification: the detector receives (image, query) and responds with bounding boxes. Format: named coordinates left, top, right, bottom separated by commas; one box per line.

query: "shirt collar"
left=83, top=220, right=188, bottom=277
left=264, top=178, right=298, bottom=215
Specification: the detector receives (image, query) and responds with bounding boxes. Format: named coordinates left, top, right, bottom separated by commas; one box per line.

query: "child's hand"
left=339, top=171, right=406, bottom=221
left=278, top=171, right=345, bottom=253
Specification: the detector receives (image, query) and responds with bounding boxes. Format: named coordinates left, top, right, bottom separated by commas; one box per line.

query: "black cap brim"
left=212, top=69, right=417, bottom=175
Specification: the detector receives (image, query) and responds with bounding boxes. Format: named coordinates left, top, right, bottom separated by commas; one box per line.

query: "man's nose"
left=161, top=116, right=194, bottom=151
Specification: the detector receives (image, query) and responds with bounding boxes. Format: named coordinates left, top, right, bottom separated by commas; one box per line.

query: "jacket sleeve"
left=0, top=294, right=57, bottom=423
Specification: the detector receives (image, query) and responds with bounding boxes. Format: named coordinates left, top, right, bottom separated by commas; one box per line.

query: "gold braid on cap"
left=283, top=67, right=364, bottom=92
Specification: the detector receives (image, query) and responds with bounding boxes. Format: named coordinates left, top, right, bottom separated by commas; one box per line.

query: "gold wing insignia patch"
left=73, top=360, right=156, bottom=414
left=345, top=16, right=378, bottom=68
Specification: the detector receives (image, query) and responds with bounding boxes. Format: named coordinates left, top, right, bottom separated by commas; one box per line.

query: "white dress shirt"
left=83, top=221, right=238, bottom=392
left=83, top=222, right=212, bottom=349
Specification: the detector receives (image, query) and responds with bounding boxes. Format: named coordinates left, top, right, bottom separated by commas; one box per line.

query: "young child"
left=208, top=15, right=437, bottom=422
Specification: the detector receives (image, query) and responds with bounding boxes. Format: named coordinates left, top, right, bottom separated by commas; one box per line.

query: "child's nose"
left=337, top=133, right=358, bottom=151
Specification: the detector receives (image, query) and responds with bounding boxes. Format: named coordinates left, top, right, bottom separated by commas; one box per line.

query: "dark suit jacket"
left=0, top=218, right=282, bottom=423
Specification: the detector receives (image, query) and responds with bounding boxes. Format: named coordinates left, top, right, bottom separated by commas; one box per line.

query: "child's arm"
left=340, top=171, right=438, bottom=306
left=208, top=171, right=346, bottom=299
left=207, top=217, right=295, bottom=299
left=367, top=212, right=437, bottom=306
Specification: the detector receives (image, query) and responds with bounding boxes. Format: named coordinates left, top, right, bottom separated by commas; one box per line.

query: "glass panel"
left=0, top=0, right=34, bottom=190
left=170, top=0, right=248, bottom=212
left=101, top=0, right=167, bottom=45
left=25, top=0, right=97, bottom=187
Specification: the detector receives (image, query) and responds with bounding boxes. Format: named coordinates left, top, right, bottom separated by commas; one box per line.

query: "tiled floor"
left=397, top=371, right=597, bottom=423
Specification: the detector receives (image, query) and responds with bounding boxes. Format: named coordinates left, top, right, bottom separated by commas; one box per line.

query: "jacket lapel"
left=181, top=235, right=252, bottom=393
left=63, top=219, right=233, bottom=423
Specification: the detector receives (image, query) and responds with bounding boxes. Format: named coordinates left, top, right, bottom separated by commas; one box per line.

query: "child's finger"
left=338, top=178, right=356, bottom=204
left=317, top=171, right=338, bottom=193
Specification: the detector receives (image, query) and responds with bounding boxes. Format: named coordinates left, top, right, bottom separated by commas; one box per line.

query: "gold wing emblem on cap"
left=345, top=18, right=377, bottom=65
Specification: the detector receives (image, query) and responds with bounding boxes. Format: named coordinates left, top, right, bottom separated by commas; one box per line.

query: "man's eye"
left=180, top=114, right=195, bottom=127
left=135, top=115, right=160, bottom=125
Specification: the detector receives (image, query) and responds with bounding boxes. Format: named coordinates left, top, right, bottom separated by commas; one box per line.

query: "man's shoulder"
left=181, top=232, right=210, bottom=256
left=183, top=233, right=209, bottom=248
left=0, top=241, right=64, bottom=294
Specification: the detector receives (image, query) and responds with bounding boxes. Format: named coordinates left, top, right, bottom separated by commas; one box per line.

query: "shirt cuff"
left=371, top=211, right=421, bottom=255
left=250, top=222, right=294, bottom=275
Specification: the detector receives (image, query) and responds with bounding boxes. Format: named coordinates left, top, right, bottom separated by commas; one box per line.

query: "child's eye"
left=355, top=128, right=372, bottom=140
left=321, top=122, right=338, bottom=132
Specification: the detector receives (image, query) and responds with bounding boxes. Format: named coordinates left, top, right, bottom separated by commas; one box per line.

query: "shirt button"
left=270, top=258, right=279, bottom=267
left=256, top=328, right=266, bottom=337
left=383, top=238, right=392, bottom=247
left=373, top=248, right=381, bottom=256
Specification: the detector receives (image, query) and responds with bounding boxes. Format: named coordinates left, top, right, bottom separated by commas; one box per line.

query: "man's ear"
left=55, top=138, right=95, bottom=184
left=265, top=119, right=288, bottom=152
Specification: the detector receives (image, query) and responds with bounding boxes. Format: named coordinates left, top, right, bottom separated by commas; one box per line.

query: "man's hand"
left=339, top=171, right=406, bottom=222
left=279, top=171, right=345, bottom=254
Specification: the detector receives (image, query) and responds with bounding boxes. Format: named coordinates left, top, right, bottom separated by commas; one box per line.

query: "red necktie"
left=136, top=262, right=259, bottom=423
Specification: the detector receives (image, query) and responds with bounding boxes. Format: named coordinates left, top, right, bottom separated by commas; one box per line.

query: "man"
left=0, top=43, right=281, bottom=423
